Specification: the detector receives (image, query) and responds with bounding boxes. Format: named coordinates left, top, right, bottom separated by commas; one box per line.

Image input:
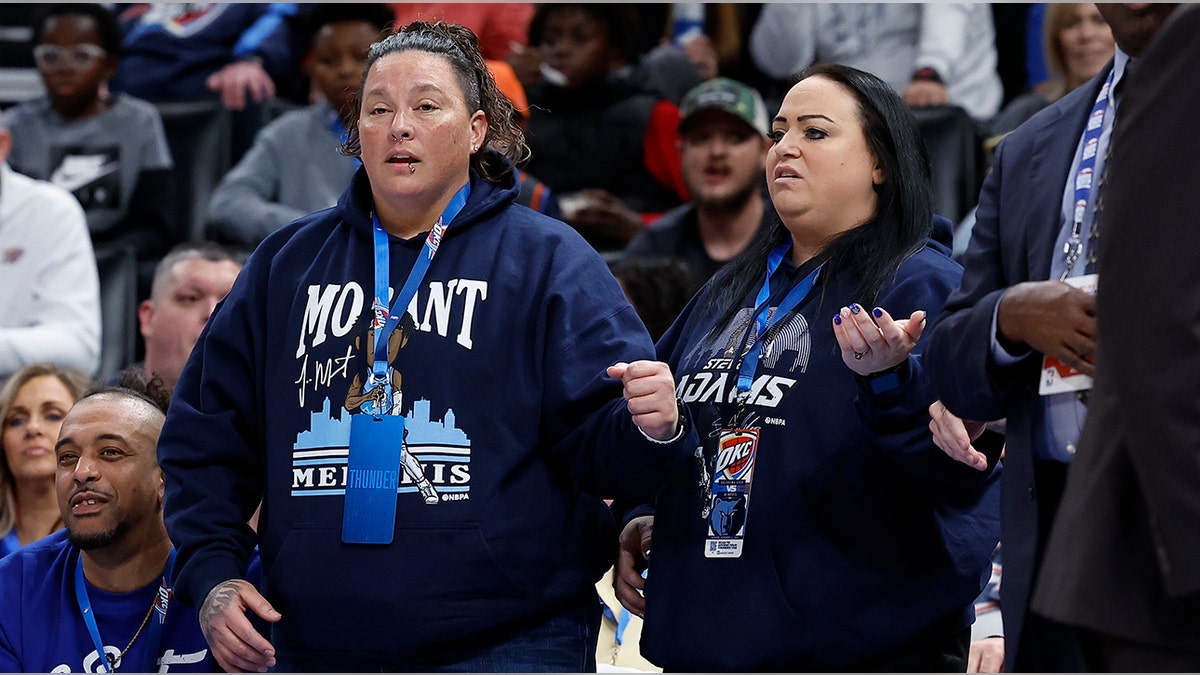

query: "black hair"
left=303, top=4, right=395, bottom=45
left=340, top=20, right=528, bottom=182
left=528, top=4, right=643, bottom=66
left=610, top=256, right=701, bottom=342
left=84, top=370, right=172, bottom=416
left=706, top=62, right=934, bottom=333
left=34, top=3, right=122, bottom=55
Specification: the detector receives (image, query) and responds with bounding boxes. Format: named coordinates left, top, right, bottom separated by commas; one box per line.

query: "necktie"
left=1083, top=136, right=1113, bottom=275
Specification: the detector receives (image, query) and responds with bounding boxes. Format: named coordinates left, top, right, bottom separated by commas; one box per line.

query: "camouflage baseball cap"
left=678, top=77, right=770, bottom=137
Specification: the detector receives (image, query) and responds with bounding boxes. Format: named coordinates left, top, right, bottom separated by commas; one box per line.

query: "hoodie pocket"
left=266, top=522, right=535, bottom=654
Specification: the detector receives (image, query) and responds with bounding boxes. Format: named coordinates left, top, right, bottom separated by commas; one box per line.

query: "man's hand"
left=613, top=515, right=653, bottom=617
left=929, top=400, right=991, bottom=471
left=206, top=60, right=275, bottom=111
left=997, top=280, right=1097, bottom=375
left=563, top=189, right=645, bottom=246
left=967, top=636, right=1005, bottom=673
left=902, top=79, right=949, bottom=107
left=607, top=361, right=679, bottom=441
left=199, top=578, right=281, bottom=672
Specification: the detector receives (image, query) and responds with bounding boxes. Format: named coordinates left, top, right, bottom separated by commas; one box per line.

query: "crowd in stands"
left=3, top=3, right=1194, bottom=673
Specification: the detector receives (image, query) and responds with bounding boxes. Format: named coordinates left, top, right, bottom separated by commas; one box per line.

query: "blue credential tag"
left=342, top=414, right=406, bottom=544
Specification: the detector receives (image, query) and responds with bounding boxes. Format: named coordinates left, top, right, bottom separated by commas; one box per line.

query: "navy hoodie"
left=157, top=162, right=693, bottom=659
left=637, top=241, right=1001, bottom=670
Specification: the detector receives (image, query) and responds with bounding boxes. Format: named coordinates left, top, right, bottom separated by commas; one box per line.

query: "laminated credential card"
left=1039, top=273, right=1097, bottom=396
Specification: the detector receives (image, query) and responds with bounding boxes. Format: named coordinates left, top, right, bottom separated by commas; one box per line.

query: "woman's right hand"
left=833, top=304, right=926, bottom=376
left=614, top=515, right=654, bottom=617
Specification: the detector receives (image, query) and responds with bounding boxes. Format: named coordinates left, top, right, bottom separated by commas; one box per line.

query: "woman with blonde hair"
left=0, top=363, right=92, bottom=557
left=988, top=3, right=1115, bottom=142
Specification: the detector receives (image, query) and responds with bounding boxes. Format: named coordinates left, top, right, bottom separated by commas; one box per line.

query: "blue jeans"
left=273, top=591, right=602, bottom=672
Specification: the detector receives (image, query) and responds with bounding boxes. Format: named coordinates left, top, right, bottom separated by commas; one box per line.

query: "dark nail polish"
left=873, top=307, right=883, bottom=318
left=833, top=314, right=842, bottom=325
left=850, top=303, right=860, bottom=314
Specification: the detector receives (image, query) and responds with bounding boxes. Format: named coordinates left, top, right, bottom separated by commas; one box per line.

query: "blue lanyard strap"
left=1062, top=67, right=1115, bottom=280
left=735, top=242, right=822, bottom=398
left=370, top=183, right=470, bottom=379
left=74, top=547, right=177, bottom=673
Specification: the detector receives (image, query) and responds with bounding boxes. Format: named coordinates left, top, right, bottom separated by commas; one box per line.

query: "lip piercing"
left=409, top=164, right=416, bottom=173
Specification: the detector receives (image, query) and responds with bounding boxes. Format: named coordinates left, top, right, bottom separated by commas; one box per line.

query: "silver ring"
left=853, top=350, right=866, bottom=360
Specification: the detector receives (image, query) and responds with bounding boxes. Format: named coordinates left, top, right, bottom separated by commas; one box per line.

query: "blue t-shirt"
left=0, top=530, right=213, bottom=672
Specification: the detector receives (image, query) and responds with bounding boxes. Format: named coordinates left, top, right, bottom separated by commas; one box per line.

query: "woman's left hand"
left=832, top=304, right=926, bottom=376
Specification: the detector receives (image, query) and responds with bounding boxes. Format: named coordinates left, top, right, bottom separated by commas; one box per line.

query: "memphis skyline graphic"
left=290, top=397, right=472, bottom=498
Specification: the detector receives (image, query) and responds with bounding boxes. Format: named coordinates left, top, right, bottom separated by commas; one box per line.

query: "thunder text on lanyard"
left=698, top=241, right=821, bottom=559
left=341, top=182, right=471, bottom=544
left=74, top=546, right=177, bottom=673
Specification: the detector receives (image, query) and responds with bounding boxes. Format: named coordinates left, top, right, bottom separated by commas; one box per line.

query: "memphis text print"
left=290, top=279, right=487, bottom=502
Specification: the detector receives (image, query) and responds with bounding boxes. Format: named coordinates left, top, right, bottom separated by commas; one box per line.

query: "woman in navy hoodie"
left=155, top=21, right=692, bottom=672
left=612, top=63, right=1001, bottom=671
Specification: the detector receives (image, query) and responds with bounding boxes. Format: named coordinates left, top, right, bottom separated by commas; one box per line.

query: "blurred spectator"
left=624, top=77, right=775, bottom=289
left=610, top=256, right=699, bottom=343
left=389, top=3, right=533, bottom=62
left=484, top=58, right=563, bottom=220
left=3, top=3, right=174, bottom=289
left=749, top=4, right=1004, bottom=123
left=126, top=242, right=243, bottom=390
left=0, top=364, right=92, bottom=558
left=0, top=121, right=100, bottom=380
left=988, top=3, right=1114, bottom=143
left=651, top=4, right=775, bottom=100
left=110, top=3, right=301, bottom=163
left=110, top=3, right=298, bottom=111
left=0, top=5, right=45, bottom=106
left=522, top=3, right=688, bottom=253
left=206, top=4, right=393, bottom=253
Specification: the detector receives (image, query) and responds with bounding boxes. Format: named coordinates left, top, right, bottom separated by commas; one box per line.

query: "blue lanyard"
left=73, top=546, right=177, bottom=673
left=1062, top=67, right=1115, bottom=280
left=735, top=242, right=822, bottom=400
left=370, top=183, right=470, bottom=380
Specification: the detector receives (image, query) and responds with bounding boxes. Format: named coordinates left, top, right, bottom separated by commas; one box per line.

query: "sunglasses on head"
left=33, top=44, right=107, bottom=69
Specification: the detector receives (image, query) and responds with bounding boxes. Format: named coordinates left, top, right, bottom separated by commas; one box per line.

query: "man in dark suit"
left=1031, top=5, right=1200, bottom=671
left=922, top=3, right=1179, bottom=671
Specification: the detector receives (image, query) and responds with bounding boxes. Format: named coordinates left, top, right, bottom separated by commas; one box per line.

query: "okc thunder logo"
left=371, top=300, right=388, bottom=329
left=715, top=430, right=758, bottom=481
left=426, top=220, right=446, bottom=257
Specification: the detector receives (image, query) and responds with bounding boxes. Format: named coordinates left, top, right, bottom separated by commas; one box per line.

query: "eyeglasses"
left=32, top=44, right=107, bottom=70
